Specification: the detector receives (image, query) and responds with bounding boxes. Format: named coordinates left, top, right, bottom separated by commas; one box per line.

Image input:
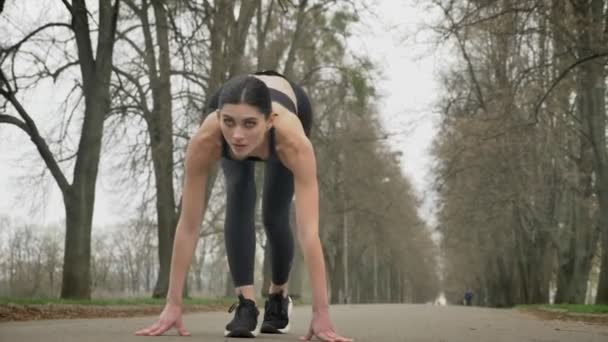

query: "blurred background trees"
left=431, top=0, right=607, bottom=305
left=7, top=0, right=607, bottom=308
left=0, top=0, right=437, bottom=304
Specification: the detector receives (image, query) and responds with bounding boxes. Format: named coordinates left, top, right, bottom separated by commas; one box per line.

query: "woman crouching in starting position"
left=135, top=70, right=353, bottom=342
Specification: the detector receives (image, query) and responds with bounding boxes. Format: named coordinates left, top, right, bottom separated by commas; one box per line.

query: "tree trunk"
left=572, top=0, right=608, bottom=304
left=513, top=203, right=550, bottom=304
left=555, top=165, right=598, bottom=303
left=342, top=180, right=349, bottom=303
left=131, top=0, right=180, bottom=299
left=373, top=244, right=378, bottom=302
left=228, top=0, right=257, bottom=77
left=551, top=0, right=598, bottom=305
left=328, top=248, right=343, bottom=304
left=283, top=0, right=308, bottom=79
left=256, top=0, right=275, bottom=70
left=62, top=192, right=93, bottom=297
left=61, top=0, right=120, bottom=299
left=207, top=0, right=232, bottom=93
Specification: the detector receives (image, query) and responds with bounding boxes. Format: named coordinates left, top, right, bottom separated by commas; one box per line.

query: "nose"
left=232, top=127, right=245, bottom=141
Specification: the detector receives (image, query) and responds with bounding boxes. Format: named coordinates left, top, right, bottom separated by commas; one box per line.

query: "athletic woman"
left=135, top=71, right=353, bottom=342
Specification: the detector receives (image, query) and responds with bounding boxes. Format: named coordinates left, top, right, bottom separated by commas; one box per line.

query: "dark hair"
left=218, top=75, right=272, bottom=117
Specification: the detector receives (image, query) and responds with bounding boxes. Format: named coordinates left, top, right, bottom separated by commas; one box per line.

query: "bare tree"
left=0, top=0, right=121, bottom=298
left=570, top=0, right=608, bottom=303
left=430, top=0, right=608, bottom=305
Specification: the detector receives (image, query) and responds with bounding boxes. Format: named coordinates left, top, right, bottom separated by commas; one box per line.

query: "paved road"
left=1, top=304, right=607, bottom=342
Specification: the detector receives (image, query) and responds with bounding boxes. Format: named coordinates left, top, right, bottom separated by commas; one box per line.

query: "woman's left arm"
left=290, top=139, right=327, bottom=311
left=289, top=138, right=353, bottom=342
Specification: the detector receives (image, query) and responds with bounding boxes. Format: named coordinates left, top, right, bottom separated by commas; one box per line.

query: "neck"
left=248, top=128, right=272, bottom=160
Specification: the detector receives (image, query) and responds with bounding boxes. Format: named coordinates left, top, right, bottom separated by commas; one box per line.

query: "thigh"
left=222, top=158, right=256, bottom=190
left=222, top=158, right=257, bottom=218
left=262, top=159, right=294, bottom=220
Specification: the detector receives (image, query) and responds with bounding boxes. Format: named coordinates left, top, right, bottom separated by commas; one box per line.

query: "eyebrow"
left=220, top=113, right=259, bottom=121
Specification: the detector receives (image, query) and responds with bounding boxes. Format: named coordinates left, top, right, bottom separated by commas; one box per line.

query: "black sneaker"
left=224, top=294, right=260, bottom=338
left=260, top=291, right=292, bottom=334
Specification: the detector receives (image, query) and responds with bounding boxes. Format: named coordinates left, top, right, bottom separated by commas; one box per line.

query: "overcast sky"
left=0, top=0, right=443, bottom=229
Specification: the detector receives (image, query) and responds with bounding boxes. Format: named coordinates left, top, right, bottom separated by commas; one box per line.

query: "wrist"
left=312, top=304, right=329, bottom=314
left=167, top=295, right=182, bottom=307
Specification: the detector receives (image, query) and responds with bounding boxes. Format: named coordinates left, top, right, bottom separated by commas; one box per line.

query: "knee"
left=262, top=213, right=279, bottom=230
left=263, top=212, right=290, bottom=235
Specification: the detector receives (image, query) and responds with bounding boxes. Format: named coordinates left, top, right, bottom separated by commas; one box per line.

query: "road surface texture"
left=1, top=303, right=607, bottom=341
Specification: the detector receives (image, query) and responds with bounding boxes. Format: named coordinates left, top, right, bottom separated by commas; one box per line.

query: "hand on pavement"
left=135, top=303, right=190, bottom=336
left=299, top=309, right=353, bottom=342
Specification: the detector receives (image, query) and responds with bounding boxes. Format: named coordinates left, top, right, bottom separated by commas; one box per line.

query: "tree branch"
left=0, top=114, right=29, bottom=134
left=0, top=71, right=71, bottom=194
left=534, top=51, right=608, bottom=116
left=61, top=0, right=73, bottom=14
left=112, top=65, right=151, bottom=115
left=170, top=70, right=208, bottom=89
left=439, top=2, right=487, bottom=113
left=115, top=30, right=147, bottom=62
left=50, top=61, right=80, bottom=82
left=2, top=23, right=73, bottom=55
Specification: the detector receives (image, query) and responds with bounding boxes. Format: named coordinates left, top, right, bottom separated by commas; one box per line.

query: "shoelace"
left=264, top=296, right=286, bottom=320
left=229, top=300, right=256, bottom=318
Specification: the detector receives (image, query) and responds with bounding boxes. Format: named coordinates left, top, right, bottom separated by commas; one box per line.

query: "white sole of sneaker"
left=277, top=296, right=293, bottom=334
left=224, top=326, right=259, bottom=338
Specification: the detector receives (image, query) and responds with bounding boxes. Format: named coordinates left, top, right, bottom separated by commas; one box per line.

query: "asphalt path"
left=1, top=303, right=607, bottom=342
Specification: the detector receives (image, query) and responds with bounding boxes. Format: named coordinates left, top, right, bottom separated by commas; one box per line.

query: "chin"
left=231, top=150, right=250, bottom=160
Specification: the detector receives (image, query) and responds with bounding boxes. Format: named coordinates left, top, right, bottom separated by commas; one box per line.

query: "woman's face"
left=218, top=103, right=271, bottom=159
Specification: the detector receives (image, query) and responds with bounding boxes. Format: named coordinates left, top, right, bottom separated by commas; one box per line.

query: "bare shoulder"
left=186, top=112, right=222, bottom=172
left=273, top=111, right=314, bottom=171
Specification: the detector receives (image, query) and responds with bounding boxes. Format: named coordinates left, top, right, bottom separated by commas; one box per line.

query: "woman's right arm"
left=167, top=114, right=221, bottom=305
left=135, top=114, right=220, bottom=337
left=166, top=141, right=209, bottom=305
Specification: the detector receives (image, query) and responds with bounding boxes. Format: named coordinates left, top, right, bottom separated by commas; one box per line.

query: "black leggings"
left=206, top=78, right=313, bottom=287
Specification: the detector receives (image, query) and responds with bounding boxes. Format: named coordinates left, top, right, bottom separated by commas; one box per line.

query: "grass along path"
left=0, top=297, right=235, bottom=322
left=518, top=304, right=608, bottom=325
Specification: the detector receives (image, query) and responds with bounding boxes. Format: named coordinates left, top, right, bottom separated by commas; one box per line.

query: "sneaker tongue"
left=269, top=291, right=284, bottom=299
left=265, top=297, right=284, bottom=320
left=238, top=294, right=256, bottom=306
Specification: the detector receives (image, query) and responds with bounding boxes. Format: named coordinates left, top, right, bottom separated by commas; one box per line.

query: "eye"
left=223, top=118, right=235, bottom=126
left=244, top=121, right=257, bottom=128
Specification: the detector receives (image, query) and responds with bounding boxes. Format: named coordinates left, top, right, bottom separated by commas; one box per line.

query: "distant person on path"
left=135, top=71, right=352, bottom=341
left=464, top=290, right=474, bottom=306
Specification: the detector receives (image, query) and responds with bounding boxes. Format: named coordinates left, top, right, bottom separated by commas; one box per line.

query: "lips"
left=233, top=143, right=247, bottom=151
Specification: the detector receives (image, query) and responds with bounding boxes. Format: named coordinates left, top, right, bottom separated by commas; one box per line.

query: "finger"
left=134, top=328, right=149, bottom=336
left=316, top=331, right=337, bottom=342
left=333, top=335, right=354, bottom=342
left=299, top=327, right=314, bottom=341
left=176, top=320, right=191, bottom=336
left=325, top=330, right=354, bottom=342
left=149, top=323, right=171, bottom=336
left=135, top=323, right=159, bottom=335
left=177, top=328, right=191, bottom=336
